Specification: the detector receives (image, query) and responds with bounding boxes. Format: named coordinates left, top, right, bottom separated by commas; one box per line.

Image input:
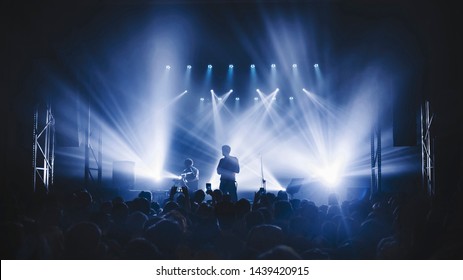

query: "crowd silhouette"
left=1, top=179, right=462, bottom=260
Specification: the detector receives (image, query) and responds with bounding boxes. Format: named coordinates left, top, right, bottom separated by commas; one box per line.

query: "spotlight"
left=208, top=64, right=213, bottom=69
left=229, top=64, right=234, bottom=69
left=250, top=64, right=255, bottom=69
left=230, top=89, right=233, bottom=93
left=254, top=97, right=259, bottom=101
left=272, top=97, right=277, bottom=101
left=289, top=96, right=294, bottom=100
left=218, top=97, right=222, bottom=101
left=187, top=65, right=192, bottom=69
left=166, top=65, right=171, bottom=70
left=200, top=98, right=205, bottom=101
left=271, top=64, right=276, bottom=68
left=210, top=89, right=214, bottom=94
left=292, top=64, right=297, bottom=68
left=235, top=97, right=240, bottom=101
left=314, top=64, right=319, bottom=68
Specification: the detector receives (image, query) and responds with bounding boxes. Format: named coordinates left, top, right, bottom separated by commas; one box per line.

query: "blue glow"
left=42, top=3, right=417, bottom=206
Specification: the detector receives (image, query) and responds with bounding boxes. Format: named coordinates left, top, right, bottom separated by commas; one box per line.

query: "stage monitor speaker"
left=286, top=178, right=304, bottom=197
left=113, top=161, right=135, bottom=190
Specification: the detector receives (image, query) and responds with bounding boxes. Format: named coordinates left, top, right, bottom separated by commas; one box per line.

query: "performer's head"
left=222, top=145, right=231, bottom=156
left=184, top=158, right=193, bottom=167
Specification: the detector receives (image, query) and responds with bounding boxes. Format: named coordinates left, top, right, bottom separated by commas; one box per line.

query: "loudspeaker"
left=113, top=161, right=135, bottom=190
left=55, top=96, right=81, bottom=147
left=393, top=96, right=418, bottom=146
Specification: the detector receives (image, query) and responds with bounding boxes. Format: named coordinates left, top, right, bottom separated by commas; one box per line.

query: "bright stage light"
left=218, top=97, right=222, bottom=101
left=250, top=64, right=255, bottom=68
left=207, top=64, right=213, bottom=69
left=235, top=97, right=240, bottom=101
left=229, top=64, right=234, bottom=69
left=187, top=65, right=192, bottom=69
left=314, top=64, right=319, bottom=68
left=200, top=97, right=205, bottom=101
left=292, top=64, right=297, bottom=68
left=166, top=65, right=171, bottom=70
left=271, top=64, right=276, bottom=68
left=254, top=97, right=259, bottom=101
left=289, top=96, right=294, bottom=100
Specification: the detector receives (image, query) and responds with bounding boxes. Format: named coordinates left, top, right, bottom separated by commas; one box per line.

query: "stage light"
left=200, top=97, right=205, bottom=101
left=254, top=97, right=259, bottom=101
left=210, top=89, right=214, bottom=94
left=187, top=65, right=192, bottom=69
left=271, top=64, right=276, bottom=68
left=250, top=64, right=255, bottom=68
left=229, top=64, right=234, bottom=69
left=235, top=97, right=240, bottom=101
left=218, top=97, right=222, bottom=101
left=317, top=166, right=341, bottom=187
left=208, top=64, right=213, bottom=69
left=166, top=65, right=171, bottom=70
left=272, top=97, right=277, bottom=101
left=289, top=96, right=294, bottom=100
left=292, top=64, right=297, bottom=68
left=314, top=64, right=319, bottom=68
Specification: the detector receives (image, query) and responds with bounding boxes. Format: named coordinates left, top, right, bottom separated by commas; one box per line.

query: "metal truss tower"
left=32, top=103, right=55, bottom=193
left=421, top=100, right=434, bottom=197
left=370, top=124, right=382, bottom=198
left=84, top=105, right=102, bottom=187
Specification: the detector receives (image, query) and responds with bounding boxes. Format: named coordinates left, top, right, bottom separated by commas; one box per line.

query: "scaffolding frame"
left=421, top=100, right=435, bottom=197
left=32, top=103, right=55, bottom=193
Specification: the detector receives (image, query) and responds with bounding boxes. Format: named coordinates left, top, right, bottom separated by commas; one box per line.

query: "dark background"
left=3, top=0, right=462, bottom=202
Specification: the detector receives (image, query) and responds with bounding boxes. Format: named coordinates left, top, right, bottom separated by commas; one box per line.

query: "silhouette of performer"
left=181, top=158, right=199, bottom=192
left=217, top=145, right=240, bottom=202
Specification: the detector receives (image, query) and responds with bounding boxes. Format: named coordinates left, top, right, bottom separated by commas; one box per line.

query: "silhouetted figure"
left=257, top=245, right=302, bottom=259
left=217, top=145, right=240, bottom=202
left=124, top=237, right=162, bottom=260
left=182, top=158, right=199, bottom=192
left=64, top=222, right=103, bottom=259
